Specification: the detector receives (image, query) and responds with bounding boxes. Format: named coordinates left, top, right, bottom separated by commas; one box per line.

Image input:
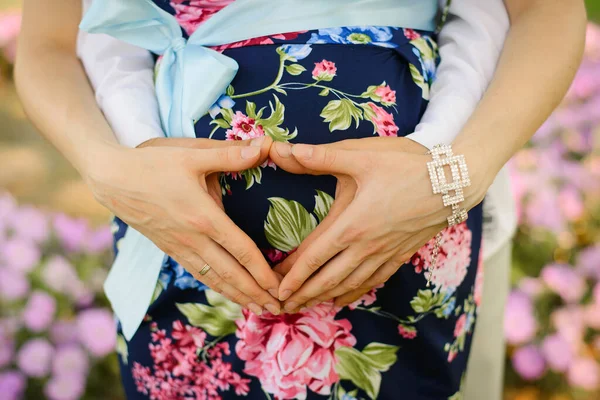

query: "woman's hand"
left=85, top=137, right=282, bottom=316
left=270, top=137, right=490, bottom=312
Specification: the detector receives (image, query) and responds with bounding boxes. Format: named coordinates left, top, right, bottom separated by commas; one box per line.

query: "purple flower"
left=22, top=291, right=56, bottom=332
left=44, top=374, right=86, bottom=400
left=52, top=345, right=89, bottom=376
left=8, top=206, right=49, bottom=243
left=52, top=214, right=90, bottom=253
left=504, top=291, right=537, bottom=345
left=541, top=263, right=586, bottom=303
left=567, top=357, right=600, bottom=391
left=518, top=277, right=544, bottom=298
left=0, top=237, right=41, bottom=272
left=16, top=338, right=54, bottom=377
left=0, top=193, right=17, bottom=222
left=0, top=268, right=30, bottom=300
left=83, top=226, right=113, bottom=254
left=0, top=371, right=26, bottom=400
left=541, top=334, right=572, bottom=372
left=0, top=329, right=14, bottom=368
left=511, top=345, right=546, bottom=381
left=76, top=309, right=116, bottom=357
left=41, top=256, right=80, bottom=294
left=50, top=320, right=78, bottom=346
left=551, top=306, right=586, bottom=348
left=577, top=245, right=600, bottom=280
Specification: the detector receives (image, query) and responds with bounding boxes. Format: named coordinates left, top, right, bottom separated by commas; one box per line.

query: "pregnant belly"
left=192, top=39, right=429, bottom=259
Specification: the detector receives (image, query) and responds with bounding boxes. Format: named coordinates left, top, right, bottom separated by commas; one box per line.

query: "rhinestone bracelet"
left=424, top=144, right=471, bottom=286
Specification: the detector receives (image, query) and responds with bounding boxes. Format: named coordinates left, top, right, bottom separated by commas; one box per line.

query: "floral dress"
left=111, top=1, right=484, bottom=399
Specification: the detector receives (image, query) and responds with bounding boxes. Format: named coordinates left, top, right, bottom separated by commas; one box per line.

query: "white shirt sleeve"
left=77, top=0, right=164, bottom=148
left=406, top=0, right=510, bottom=149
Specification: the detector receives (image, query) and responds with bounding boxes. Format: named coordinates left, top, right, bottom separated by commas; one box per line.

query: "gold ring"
left=199, top=263, right=211, bottom=276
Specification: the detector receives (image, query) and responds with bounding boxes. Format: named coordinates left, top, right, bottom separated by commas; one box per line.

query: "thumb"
left=290, top=144, right=365, bottom=177
left=192, top=141, right=264, bottom=173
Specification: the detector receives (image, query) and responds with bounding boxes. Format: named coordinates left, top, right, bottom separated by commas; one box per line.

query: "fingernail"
left=275, top=142, right=292, bottom=158
left=279, top=289, right=293, bottom=301
left=241, top=146, right=260, bottom=159
left=251, top=136, right=265, bottom=147
left=247, top=303, right=263, bottom=316
left=292, top=144, right=313, bottom=159
left=284, top=301, right=298, bottom=312
left=305, top=299, right=320, bottom=308
left=268, top=289, right=279, bottom=298
left=264, top=303, right=280, bottom=315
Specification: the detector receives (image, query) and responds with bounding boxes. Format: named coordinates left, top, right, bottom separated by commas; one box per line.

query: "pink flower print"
left=374, top=85, right=397, bottom=106
left=403, top=28, right=421, bottom=40
left=235, top=302, right=356, bottom=399
left=473, top=249, right=484, bottom=307
left=132, top=321, right=250, bottom=399
left=453, top=314, right=467, bottom=338
left=398, top=325, right=417, bottom=339
left=226, top=111, right=265, bottom=141
left=447, top=348, right=458, bottom=363
left=170, top=0, right=234, bottom=36
left=212, top=31, right=305, bottom=53
left=411, top=222, right=472, bottom=291
left=312, top=60, right=337, bottom=81
left=348, top=284, right=383, bottom=310
left=366, top=103, right=399, bottom=137
left=264, top=248, right=291, bottom=265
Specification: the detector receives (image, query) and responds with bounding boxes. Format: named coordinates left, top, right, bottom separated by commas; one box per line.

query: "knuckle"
left=219, top=270, right=235, bottom=282
left=322, top=278, right=339, bottom=291
left=344, top=279, right=363, bottom=291
left=323, top=148, right=337, bottom=169
left=305, top=255, right=324, bottom=272
left=211, top=282, right=225, bottom=295
left=235, top=248, right=254, bottom=267
left=229, top=291, right=245, bottom=305
left=187, top=215, right=215, bottom=236
left=286, top=276, right=305, bottom=291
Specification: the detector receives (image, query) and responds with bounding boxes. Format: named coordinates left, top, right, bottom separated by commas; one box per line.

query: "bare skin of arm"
left=15, top=0, right=282, bottom=316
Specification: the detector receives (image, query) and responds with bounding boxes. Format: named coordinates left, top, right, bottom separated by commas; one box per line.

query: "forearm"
left=454, top=0, right=587, bottom=192
left=14, top=2, right=121, bottom=177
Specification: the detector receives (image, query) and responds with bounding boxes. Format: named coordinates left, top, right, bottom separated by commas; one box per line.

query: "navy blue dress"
left=111, top=2, right=484, bottom=399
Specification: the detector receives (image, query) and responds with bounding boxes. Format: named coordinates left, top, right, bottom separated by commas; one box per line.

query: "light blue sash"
left=80, top=0, right=438, bottom=340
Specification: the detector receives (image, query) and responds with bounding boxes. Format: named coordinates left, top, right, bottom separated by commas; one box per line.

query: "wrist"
left=77, top=140, right=128, bottom=186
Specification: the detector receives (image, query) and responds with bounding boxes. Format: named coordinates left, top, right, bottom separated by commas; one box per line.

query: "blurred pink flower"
left=577, top=245, right=600, bottom=280
left=0, top=11, right=21, bottom=63
left=0, top=328, right=14, bottom=368
left=76, top=309, right=116, bottom=357
left=16, top=338, right=54, bottom=378
left=511, top=345, right=546, bottom=381
left=518, top=277, right=544, bottom=298
left=53, top=214, right=90, bottom=253
left=594, top=283, right=600, bottom=305
left=557, top=186, right=585, bottom=221
left=0, top=268, right=30, bottom=300
left=567, top=357, right=600, bottom=391
left=0, top=237, right=41, bottom=272
left=44, top=374, right=86, bottom=400
left=540, top=263, right=586, bottom=303
left=22, top=291, right=56, bottom=332
left=504, top=291, right=537, bottom=345
left=583, top=303, right=600, bottom=329
left=41, top=256, right=80, bottom=294
left=50, top=320, right=78, bottom=346
left=585, top=23, right=600, bottom=59
left=8, top=206, right=49, bottom=243
left=525, top=188, right=565, bottom=232
left=0, top=193, right=17, bottom=221
left=52, top=345, right=89, bottom=377
left=0, top=371, right=26, bottom=400
left=540, top=334, right=572, bottom=372
left=83, top=226, right=113, bottom=254
left=551, top=306, right=586, bottom=348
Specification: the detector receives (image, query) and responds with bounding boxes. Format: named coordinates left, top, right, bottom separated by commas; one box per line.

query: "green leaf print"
left=285, top=63, right=306, bottom=76
left=335, top=346, right=383, bottom=400
left=359, top=103, right=378, bottom=135
left=313, top=190, right=334, bottom=223
left=320, top=99, right=363, bottom=132
left=408, top=63, right=430, bottom=100
left=361, top=343, right=399, bottom=372
left=359, top=82, right=386, bottom=102
left=209, top=118, right=230, bottom=130
left=264, top=197, right=317, bottom=252
left=319, top=88, right=330, bottom=97
left=259, top=95, right=298, bottom=142
left=241, top=167, right=263, bottom=189
left=410, top=289, right=444, bottom=313
left=116, top=334, right=129, bottom=365
left=220, top=108, right=235, bottom=124
left=176, top=290, right=242, bottom=337
left=226, top=84, right=235, bottom=96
